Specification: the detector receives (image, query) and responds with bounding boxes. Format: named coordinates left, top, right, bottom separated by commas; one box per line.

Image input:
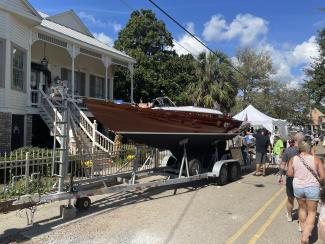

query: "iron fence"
left=0, top=146, right=171, bottom=200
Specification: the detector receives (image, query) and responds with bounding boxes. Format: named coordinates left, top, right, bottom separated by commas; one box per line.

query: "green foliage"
left=235, top=47, right=274, bottom=108
left=184, top=51, right=237, bottom=112
left=305, top=28, right=325, bottom=111
left=0, top=176, right=56, bottom=200
left=114, top=9, right=196, bottom=103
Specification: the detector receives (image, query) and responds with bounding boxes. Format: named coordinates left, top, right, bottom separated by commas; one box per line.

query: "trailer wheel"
left=229, top=163, right=240, bottom=182
left=188, top=159, right=201, bottom=175
left=75, top=197, right=91, bottom=211
left=217, top=166, right=228, bottom=186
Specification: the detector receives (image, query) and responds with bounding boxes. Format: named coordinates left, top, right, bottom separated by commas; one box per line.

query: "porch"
left=29, top=30, right=135, bottom=109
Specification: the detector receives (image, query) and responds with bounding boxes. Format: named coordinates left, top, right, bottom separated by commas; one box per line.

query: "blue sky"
left=30, top=0, right=325, bottom=87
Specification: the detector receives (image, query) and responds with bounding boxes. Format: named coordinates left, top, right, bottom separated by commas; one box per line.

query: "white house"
left=0, top=0, right=136, bottom=153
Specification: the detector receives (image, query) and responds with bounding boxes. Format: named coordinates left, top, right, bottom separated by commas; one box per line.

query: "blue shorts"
left=294, top=186, right=320, bottom=201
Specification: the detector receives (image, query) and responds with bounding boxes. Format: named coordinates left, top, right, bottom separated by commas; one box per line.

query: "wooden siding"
left=10, top=16, right=29, bottom=49
left=9, top=89, right=27, bottom=111
left=3, top=0, right=37, bottom=19
left=0, top=10, right=7, bottom=39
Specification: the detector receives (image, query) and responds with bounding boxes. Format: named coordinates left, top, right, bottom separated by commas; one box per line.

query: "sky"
left=29, top=0, right=325, bottom=88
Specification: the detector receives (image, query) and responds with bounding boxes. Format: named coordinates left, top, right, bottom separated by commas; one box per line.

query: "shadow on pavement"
left=0, top=179, right=211, bottom=243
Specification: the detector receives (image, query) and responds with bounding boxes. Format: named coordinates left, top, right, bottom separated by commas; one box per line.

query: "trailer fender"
left=211, top=159, right=239, bottom=177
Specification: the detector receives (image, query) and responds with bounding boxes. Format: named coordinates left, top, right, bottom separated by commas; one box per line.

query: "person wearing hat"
left=279, top=132, right=305, bottom=223
left=273, top=134, right=284, bottom=166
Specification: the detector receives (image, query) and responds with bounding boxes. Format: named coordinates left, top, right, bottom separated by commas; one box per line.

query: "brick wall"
left=0, top=112, right=11, bottom=153
left=26, top=114, right=32, bottom=146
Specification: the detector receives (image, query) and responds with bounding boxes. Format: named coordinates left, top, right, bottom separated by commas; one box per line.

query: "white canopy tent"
left=233, top=105, right=288, bottom=139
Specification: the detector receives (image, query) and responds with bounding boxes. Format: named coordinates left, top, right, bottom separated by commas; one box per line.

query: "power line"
left=147, top=0, right=250, bottom=80
left=119, top=0, right=198, bottom=58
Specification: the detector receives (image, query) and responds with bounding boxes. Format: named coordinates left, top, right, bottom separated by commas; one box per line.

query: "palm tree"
left=185, top=51, right=237, bottom=113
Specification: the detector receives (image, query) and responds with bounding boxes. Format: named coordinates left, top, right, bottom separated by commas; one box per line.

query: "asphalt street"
left=0, top=170, right=323, bottom=244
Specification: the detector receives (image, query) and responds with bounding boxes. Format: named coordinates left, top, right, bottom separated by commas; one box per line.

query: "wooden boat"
left=84, top=98, right=241, bottom=154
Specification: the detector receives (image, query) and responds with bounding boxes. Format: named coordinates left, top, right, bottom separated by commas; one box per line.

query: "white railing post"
left=25, top=152, right=30, bottom=187
left=92, top=120, right=97, bottom=147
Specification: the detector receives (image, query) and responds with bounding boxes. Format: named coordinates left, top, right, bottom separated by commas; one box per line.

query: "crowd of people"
left=246, top=130, right=325, bottom=244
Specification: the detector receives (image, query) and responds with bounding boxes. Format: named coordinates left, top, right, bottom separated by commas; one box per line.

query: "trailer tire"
left=229, top=163, right=240, bottom=182
left=217, top=166, right=228, bottom=186
left=75, top=197, right=91, bottom=211
left=188, top=159, right=201, bottom=175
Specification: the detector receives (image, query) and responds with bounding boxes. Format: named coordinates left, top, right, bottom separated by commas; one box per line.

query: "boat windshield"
left=151, top=97, right=176, bottom=107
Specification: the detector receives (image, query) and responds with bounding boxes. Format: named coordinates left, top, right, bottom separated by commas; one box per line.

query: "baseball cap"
left=293, top=132, right=305, bottom=142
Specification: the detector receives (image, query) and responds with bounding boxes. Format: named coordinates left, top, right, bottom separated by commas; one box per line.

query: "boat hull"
left=84, top=99, right=241, bottom=152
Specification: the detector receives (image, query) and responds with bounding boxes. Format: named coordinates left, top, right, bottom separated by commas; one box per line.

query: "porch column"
left=27, top=31, right=32, bottom=107
left=128, top=63, right=134, bottom=103
left=102, top=56, right=111, bottom=101
left=71, top=45, right=75, bottom=99
left=108, top=65, right=114, bottom=101
left=67, top=44, right=79, bottom=99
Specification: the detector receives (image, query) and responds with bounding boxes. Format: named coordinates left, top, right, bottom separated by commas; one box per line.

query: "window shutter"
left=89, top=75, right=95, bottom=97
left=79, top=72, right=85, bottom=96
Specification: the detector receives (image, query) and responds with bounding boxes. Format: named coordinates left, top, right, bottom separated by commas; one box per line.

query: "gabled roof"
left=46, top=10, right=93, bottom=37
left=38, top=17, right=136, bottom=63
left=0, top=0, right=42, bottom=23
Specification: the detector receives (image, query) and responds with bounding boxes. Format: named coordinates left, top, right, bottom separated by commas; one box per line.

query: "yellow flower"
left=81, top=160, right=93, bottom=168
left=126, top=154, right=135, bottom=161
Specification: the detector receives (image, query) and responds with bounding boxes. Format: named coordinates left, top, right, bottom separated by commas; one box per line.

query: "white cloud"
left=112, top=22, right=122, bottom=32
left=93, top=32, right=114, bottom=46
left=259, top=36, right=319, bottom=86
left=173, top=22, right=209, bottom=56
left=78, top=11, right=122, bottom=32
left=203, top=14, right=268, bottom=45
left=291, top=36, right=319, bottom=65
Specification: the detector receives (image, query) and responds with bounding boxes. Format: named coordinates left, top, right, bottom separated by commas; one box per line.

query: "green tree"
left=305, top=28, right=325, bottom=111
left=184, top=51, right=237, bottom=112
left=114, top=9, right=195, bottom=103
left=235, top=47, right=274, bottom=108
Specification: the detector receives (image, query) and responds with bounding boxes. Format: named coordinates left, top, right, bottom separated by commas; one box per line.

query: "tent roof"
left=233, top=105, right=288, bottom=138
left=233, top=104, right=275, bottom=122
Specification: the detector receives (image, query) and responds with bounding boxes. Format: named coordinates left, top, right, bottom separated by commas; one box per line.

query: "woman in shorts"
left=287, top=141, right=325, bottom=244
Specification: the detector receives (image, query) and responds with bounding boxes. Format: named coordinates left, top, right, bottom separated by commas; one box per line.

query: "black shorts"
left=255, top=152, right=267, bottom=164
left=286, top=176, right=294, bottom=198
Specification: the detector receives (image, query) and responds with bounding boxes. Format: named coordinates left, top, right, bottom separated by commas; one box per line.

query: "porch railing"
left=70, top=99, right=115, bottom=152
left=30, top=89, right=115, bottom=153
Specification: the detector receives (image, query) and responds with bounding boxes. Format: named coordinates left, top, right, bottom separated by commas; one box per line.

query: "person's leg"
left=261, top=154, right=266, bottom=176
left=254, top=152, right=262, bottom=175
left=301, top=200, right=318, bottom=243
left=255, top=163, right=261, bottom=174
left=286, top=177, right=295, bottom=221
left=297, top=198, right=307, bottom=231
left=287, top=196, right=294, bottom=221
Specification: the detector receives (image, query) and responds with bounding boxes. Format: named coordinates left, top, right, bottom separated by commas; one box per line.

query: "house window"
left=90, top=75, right=105, bottom=99
left=61, top=68, right=85, bottom=96
left=0, top=39, right=5, bottom=88
left=12, top=45, right=26, bottom=91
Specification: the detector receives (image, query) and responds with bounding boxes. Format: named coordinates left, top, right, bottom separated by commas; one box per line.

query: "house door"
left=31, top=63, right=51, bottom=93
left=11, top=114, right=25, bottom=150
